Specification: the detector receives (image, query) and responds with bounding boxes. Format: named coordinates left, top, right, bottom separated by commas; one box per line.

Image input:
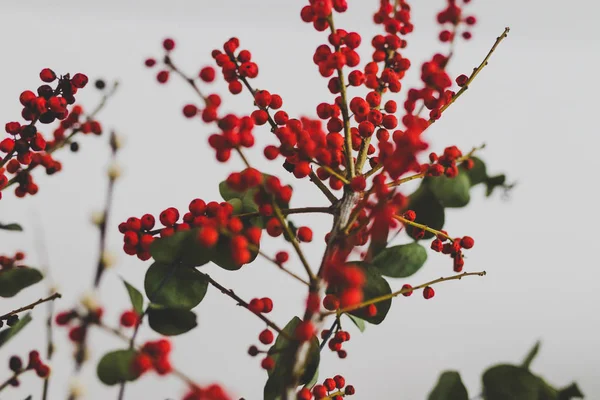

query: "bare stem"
left=0, top=292, right=61, bottom=320
left=322, top=271, right=487, bottom=317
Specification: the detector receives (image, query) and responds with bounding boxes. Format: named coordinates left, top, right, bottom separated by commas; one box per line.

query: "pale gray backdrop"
left=0, top=1, right=598, bottom=399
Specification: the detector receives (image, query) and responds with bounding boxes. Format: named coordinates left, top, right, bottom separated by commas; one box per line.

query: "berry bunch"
left=5, top=351, right=50, bottom=387
left=296, top=374, right=354, bottom=399
left=131, top=339, right=173, bottom=376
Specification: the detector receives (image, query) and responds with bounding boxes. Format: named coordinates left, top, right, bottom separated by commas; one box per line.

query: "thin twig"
left=0, top=293, right=61, bottom=320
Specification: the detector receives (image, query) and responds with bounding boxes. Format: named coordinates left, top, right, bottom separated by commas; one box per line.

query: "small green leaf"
left=406, top=187, right=445, bottom=240
left=227, top=198, right=243, bottom=215
left=0, top=313, right=32, bottom=348
left=147, top=307, right=197, bottom=336
left=426, top=171, right=471, bottom=208
left=521, top=341, right=540, bottom=369
left=485, top=174, right=506, bottom=197
left=558, top=383, right=584, bottom=400
left=0, top=268, right=43, bottom=297
left=372, top=242, right=428, bottom=278
left=428, top=371, right=469, bottom=400
left=97, top=349, right=138, bottom=386
left=346, top=314, right=366, bottom=332
left=461, top=157, right=487, bottom=186
left=144, top=262, right=208, bottom=309
left=482, top=364, right=541, bottom=400
left=122, top=279, right=144, bottom=315
left=264, top=317, right=320, bottom=400
left=0, top=222, right=23, bottom=231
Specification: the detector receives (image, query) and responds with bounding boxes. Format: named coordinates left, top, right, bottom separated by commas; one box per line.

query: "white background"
left=1, top=1, right=598, bottom=399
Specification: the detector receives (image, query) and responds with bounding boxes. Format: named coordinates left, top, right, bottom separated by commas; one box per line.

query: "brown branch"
left=0, top=292, right=61, bottom=320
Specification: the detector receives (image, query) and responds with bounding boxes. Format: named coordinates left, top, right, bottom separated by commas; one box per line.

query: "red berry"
left=132, top=353, right=152, bottom=375
left=261, top=297, right=273, bottom=313
left=261, top=356, right=275, bottom=370
left=456, top=74, right=468, bottom=87
left=157, top=70, right=170, bottom=84
left=248, top=298, right=264, bottom=314
left=199, top=66, right=216, bottom=82
left=197, top=226, right=219, bottom=247
left=297, top=226, right=313, bottom=242
left=323, top=294, right=340, bottom=311
left=294, top=320, right=314, bottom=342
left=401, top=284, right=413, bottom=297
left=182, top=104, right=198, bottom=118
left=120, top=310, right=139, bottom=328
left=163, top=38, right=175, bottom=51
left=35, top=364, right=50, bottom=378
left=423, top=286, right=435, bottom=299
left=312, top=384, right=327, bottom=399
left=258, top=329, right=274, bottom=345
left=71, top=73, right=88, bottom=88
left=323, top=378, right=336, bottom=391
left=39, top=68, right=56, bottom=83
left=460, top=236, right=475, bottom=249
left=334, top=375, right=345, bottom=388
left=297, top=388, right=312, bottom=400
left=345, top=385, right=355, bottom=395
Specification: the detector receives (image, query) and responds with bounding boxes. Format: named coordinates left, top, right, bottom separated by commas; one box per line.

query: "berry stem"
left=321, top=271, right=487, bottom=317
left=235, top=206, right=333, bottom=219
left=319, top=317, right=339, bottom=351
left=204, top=275, right=292, bottom=339
left=93, top=131, right=120, bottom=287
left=326, top=14, right=355, bottom=179
left=0, top=292, right=61, bottom=321
left=272, top=202, right=316, bottom=281
left=428, top=27, right=510, bottom=124
left=394, top=214, right=453, bottom=241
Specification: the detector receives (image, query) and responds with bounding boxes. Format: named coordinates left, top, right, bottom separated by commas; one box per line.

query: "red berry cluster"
left=323, top=262, right=366, bottom=309
left=213, top=38, right=258, bottom=94
left=119, top=197, right=261, bottom=266
left=131, top=339, right=173, bottom=376
left=373, top=0, right=413, bottom=36
left=0, top=251, right=26, bottom=272
left=6, top=351, right=50, bottom=387
left=430, top=234, right=475, bottom=272
left=300, top=0, right=348, bottom=31
left=437, top=0, right=477, bottom=42
left=422, top=145, right=469, bottom=178
left=55, top=307, right=104, bottom=343
left=248, top=297, right=274, bottom=314
left=321, top=328, right=350, bottom=358
left=0, top=69, right=103, bottom=199
left=297, top=374, right=353, bottom=399
left=183, top=384, right=231, bottom=400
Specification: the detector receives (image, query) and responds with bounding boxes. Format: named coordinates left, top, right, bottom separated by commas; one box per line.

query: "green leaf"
left=482, top=364, right=541, bottom=400
left=428, top=371, right=469, bottom=400
left=264, top=317, right=320, bottom=400
left=149, top=230, right=190, bottom=264
left=0, top=222, right=23, bottom=231
left=346, top=314, right=366, bottom=333
left=485, top=174, right=506, bottom=197
left=406, top=187, right=445, bottom=240
left=97, top=349, right=138, bottom=386
left=461, top=157, right=487, bottom=186
left=0, top=268, right=43, bottom=297
left=426, top=171, right=471, bottom=208
left=227, top=198, right=243, bottom=215
left=521, top=341, right=541, bottom=369
left=144, top=262, right=208, bottom=309
left=372, top=242, right=428, bottom=278
left=147, top=307, right=197, bottom=336
left=122, top=279, right=144, bottom=315
left=0, top=313, right=32, bottom=348
left=558, top=383, right=584, bottom=400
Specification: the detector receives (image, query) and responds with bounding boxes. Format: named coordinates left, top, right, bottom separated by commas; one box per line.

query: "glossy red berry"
left=460, top=236, right=474, bottom=249
left=294, top=320, right=315, bottom=342
left=39, top=68, right=56, bottom=83
left=423, top=286, right=435, bottom=299
left=163, top=38, right=175, bottom=51
left=120, top=310, right=139, bottom=328
left=258, top=329, right=274, bottom=345
left=297, top=226, right=313, bottom=242
left=261, top=356, right=275, bottom=370
left=401, top=284, right=413, bottom=297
